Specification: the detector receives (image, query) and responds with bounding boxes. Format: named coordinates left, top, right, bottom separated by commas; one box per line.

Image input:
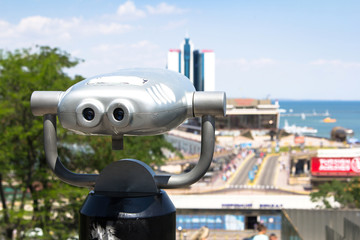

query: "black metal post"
left=79, top=190, right=176, bottom=240
left=78, top=160, right=176, bottom=240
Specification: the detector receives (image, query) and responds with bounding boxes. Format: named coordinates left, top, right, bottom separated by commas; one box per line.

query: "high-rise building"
left=167, top=37, right=215, bottom=91
left=202, top=50, right=215, bottom=92
left=167, top=49, right=181, bottom=73
left=180, top=38, right=194, bottom=83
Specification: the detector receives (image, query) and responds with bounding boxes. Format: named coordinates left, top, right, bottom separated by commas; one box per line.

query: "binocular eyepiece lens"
left=113, top=108, right=124, bottom=121
left=82, top=108, right=95, bottom=121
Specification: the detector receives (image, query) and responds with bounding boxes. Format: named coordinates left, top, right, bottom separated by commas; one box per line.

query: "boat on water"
left=283, top=120, right=318, bottom=135
left=281, top=110, right=330, bottom=117
left=323, top=117, right=336, bottom=123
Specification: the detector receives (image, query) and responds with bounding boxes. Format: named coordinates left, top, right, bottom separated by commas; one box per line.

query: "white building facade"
left=167, top=37, right=215, bottom=91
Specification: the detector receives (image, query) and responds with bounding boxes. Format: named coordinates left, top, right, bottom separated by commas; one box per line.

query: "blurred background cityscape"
left=161, top=36, right=360, bottom=240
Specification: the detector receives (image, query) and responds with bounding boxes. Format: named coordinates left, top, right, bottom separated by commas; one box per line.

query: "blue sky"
left=1, top=0, right=359, bottom=100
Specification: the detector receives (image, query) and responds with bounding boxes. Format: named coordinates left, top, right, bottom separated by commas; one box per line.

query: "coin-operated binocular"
left=31, top=68, right=226, bottom=240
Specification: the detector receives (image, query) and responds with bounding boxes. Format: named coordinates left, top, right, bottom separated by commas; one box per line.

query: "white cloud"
left=310, top=59, right=360, bottom=68
left=0, top=20, right=10, bottom=28
left=162, top=19, right=188, bottom=30
left=91, top=40, right=157, bottom=53
left=146, top=2, right=186, bottom=15
left=11, top=16, right=82, bottom=42
left=116, top=1, right=146, bottom=19
left=0, top=16, right=132, bottom=47
left=70, top=40, right=165, bottom=77
left=130, top=40, right=157, bottom=49
left=0, top=16, right=77, bottom=43
left=96, top=23, right=132, bottom=34
left=17, top=16, right=69, bottom=34
left=114, top=1, right=185, bottom=20
left=0, top=2, right=187, bottom=79
left=0, top=20, right=14, bottom=38
left=251, top=58, right=276, bottom=65
left=218, top=58, right=277, bottom=70
left=91, top=43, right=126, bottom=52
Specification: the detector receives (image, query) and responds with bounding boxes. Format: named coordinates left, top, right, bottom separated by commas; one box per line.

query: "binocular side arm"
left=155, top=115, right=215, bottom=189
left=44, top=114, right=98, bottom=187
left=44, top=114, right=216, bottom=189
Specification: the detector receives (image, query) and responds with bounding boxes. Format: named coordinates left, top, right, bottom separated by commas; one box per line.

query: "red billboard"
left=311, top=157, right=360, bottom=176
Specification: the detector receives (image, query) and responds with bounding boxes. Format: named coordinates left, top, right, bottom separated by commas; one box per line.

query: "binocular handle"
left=44, top=114, right=98, bottom=187
left=155, top=115, right=215, bottom=188
left=43, top=114, right=216, bottom=189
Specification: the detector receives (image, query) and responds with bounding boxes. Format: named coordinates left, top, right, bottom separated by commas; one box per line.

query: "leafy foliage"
left=310, top=178, right=360, bottom=209
left=63, top=134, right=176, bottom=173
left=0, top=46, right=176, bottom=239
left=0, top=46, right=83, bottom=239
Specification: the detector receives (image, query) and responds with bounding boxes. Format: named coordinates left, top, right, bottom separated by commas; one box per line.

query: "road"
left=230, top=156, right=257, bottom=186
left=257, top=155, right=279, bottom=186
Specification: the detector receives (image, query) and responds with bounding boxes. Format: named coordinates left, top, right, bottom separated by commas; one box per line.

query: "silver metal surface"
left=31, top=91, right=64, bottom=116
left=57, top=68, right=195, bottom=136
left=33, top=68, right=227, bottom=189
left=44, top=114, right=97, bottom=187
left=31, top=69, right=226, bottom=137
left=155, top=115, right=215, bottom=188
left=43, top=114, right=216, bottom=189
left=193, top=91, right=226, bottom=117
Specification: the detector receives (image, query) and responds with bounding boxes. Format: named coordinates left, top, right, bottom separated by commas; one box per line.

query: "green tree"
left=0, top=46, right=176, bottom=239
left=63, top=134, right=176, bottom=173
left=310, top=178, right=360, bottom=209
left=0, top=46, right=85, bottom=239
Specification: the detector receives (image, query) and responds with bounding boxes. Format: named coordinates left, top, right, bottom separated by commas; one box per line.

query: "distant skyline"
left=0, top=0, right=359, bottom=100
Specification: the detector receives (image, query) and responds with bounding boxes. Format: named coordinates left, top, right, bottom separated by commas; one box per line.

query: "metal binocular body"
left=31, top=68, right=226, bottom=190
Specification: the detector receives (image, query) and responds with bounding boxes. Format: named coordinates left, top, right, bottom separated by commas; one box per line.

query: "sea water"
left=278, top=100, right=360, bottom=140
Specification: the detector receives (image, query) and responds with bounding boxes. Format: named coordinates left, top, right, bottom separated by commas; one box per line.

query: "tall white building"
left=167, top=37, right=215, bottom=91
left=167, top=49, right=181, bottom=73
left=202, top=50, right=215, bottom=92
